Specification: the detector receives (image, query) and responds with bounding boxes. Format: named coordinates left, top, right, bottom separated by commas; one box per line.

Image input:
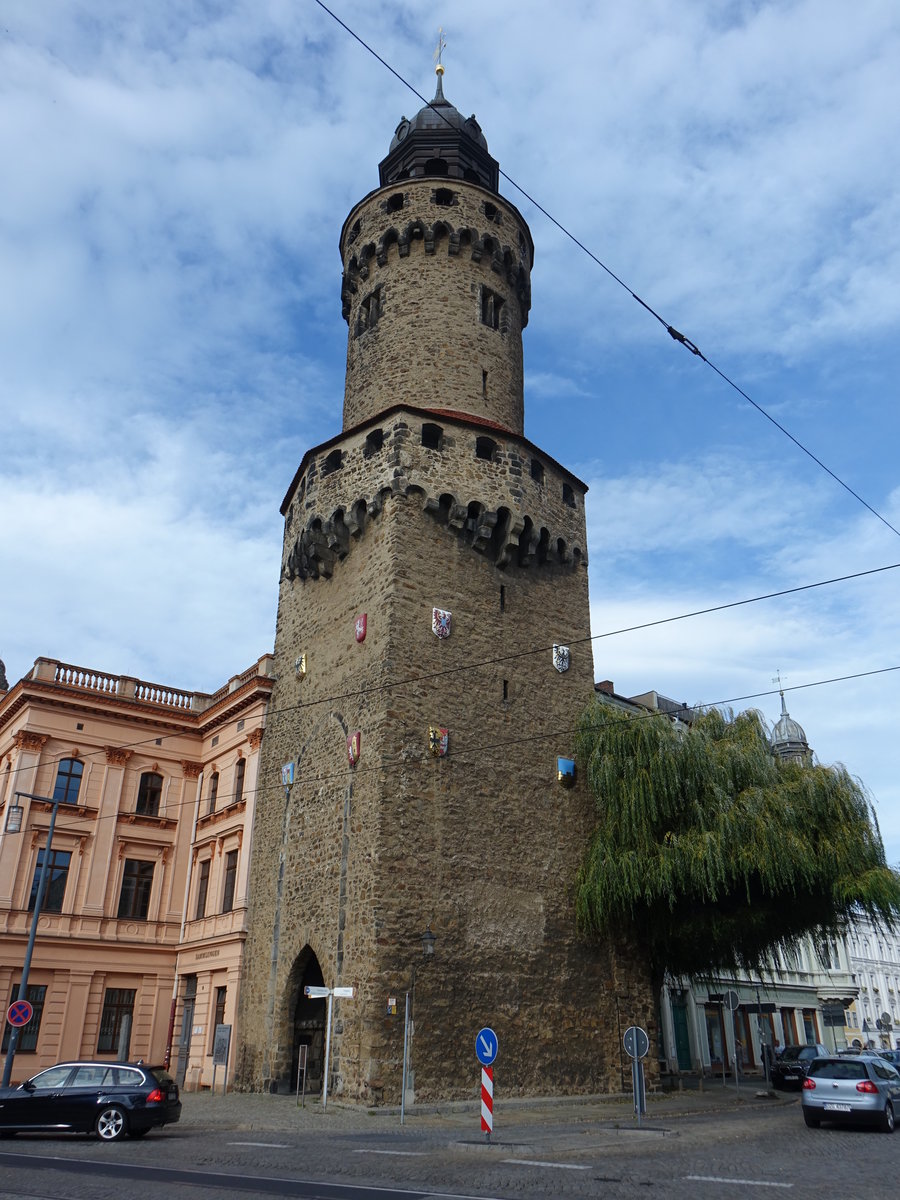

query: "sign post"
left=295, top=1044, right=308, bottom=1107
left=623, top=1025, right=650, bottom=1126
left=723, top=990, right=741, bottom=1094
left=475, top=1026, right=498, bottom=1141
left=304, top=984, right=355, bottom=1110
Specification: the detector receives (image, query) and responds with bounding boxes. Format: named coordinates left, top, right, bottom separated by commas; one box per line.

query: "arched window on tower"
left=322, top=449, right=343, bottom=475
left=356, top=286, right=383, bottom=337
left=480, top=287, right=503, bottom=331
left=424, top=157, right=449, bottom=177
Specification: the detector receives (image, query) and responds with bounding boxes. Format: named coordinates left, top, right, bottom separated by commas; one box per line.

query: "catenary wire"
left=13, top=557, right=900, bottom=781
left=14, top=662, right=900, bottom=834
left=311, top=0, right=900, bottom=541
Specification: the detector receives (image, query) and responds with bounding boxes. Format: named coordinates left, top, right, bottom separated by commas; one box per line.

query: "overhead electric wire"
left=312, top=0, right=900, bottom=541
left=15, top=660, right=900, bottom=834
left=14, top=556, right=900, bottom=783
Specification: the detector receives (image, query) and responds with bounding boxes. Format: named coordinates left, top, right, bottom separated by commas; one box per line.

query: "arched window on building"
left=207, top=771, right=219, bottom=815
left=52, top=758, right=83, bottom=805
left=136, top=771, right=163, bottom=816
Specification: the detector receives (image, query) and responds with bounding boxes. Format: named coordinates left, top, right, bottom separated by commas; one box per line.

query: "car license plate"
left=823, top=1103, right=851, bottom=1112
left=784, top=1074, right=798, bottom=1080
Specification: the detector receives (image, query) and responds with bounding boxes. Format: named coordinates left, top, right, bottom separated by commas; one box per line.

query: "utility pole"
left=2, top=791, right=63, bottom=1088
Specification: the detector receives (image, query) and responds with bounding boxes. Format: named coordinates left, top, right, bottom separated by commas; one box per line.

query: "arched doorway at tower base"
left=286, top=947, right=326, bottom=1095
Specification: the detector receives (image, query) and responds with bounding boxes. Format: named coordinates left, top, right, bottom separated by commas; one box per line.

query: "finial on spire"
left=772, top=669, right=788, bottom=715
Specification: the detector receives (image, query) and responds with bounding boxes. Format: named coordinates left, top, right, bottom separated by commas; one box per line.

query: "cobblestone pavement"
left=2, top=1081, right=898, bottom=1200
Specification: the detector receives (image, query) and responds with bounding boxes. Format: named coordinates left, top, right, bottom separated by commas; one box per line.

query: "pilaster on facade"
left=0, top=654, right=273, bottom=1084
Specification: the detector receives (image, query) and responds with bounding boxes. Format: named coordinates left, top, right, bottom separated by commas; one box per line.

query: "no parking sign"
left=6, top=1000, right=33, bottom=1028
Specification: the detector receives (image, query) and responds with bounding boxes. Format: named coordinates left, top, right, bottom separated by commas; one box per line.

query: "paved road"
left=0, top=1084, right=897, bottom=1199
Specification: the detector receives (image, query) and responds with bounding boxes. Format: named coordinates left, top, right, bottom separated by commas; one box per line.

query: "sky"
left=2, top=1, right=900, bottom=860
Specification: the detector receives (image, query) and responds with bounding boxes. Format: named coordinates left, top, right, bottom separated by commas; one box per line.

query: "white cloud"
left=2, top=0, right=899, bottom=864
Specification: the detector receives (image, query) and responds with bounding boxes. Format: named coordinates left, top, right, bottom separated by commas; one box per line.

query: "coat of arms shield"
left=432, top=607, right=452, bottom=639
left=355, top=613, right=367, bottom=643
left=428, top=727, right=449, bottom=757
left=347, top=731, right=361, bottom=766
left=552, top=644, right=570, bottom=673
left=557, top=756, right=576, bottom=787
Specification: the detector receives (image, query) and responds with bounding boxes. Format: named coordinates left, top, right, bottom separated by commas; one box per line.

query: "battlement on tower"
left=281, top=406, right=587, bottom=583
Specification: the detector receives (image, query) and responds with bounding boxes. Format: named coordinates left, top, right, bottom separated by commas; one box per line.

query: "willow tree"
left=575, top=702, right=900, bottom=988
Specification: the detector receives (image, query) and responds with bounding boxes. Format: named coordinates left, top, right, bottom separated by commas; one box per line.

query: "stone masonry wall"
left=340, top=179, right=531, bottom=434
left=237, top=411, right=655, bottom=1100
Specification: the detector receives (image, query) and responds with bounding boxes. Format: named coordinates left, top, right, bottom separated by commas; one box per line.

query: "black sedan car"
left=0, top=1061, right=181, bottom=1141
left=770, top=1043, right=829, bottom=1090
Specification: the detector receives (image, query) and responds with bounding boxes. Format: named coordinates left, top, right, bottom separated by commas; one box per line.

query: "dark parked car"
left=879, top=1049, right=900, bottom=1071
left=802, top=1054, right=900, bottom=1131
left=770, top=1043, right=829, bottom=1090
left=0, top=1061, right=181, bottom=1141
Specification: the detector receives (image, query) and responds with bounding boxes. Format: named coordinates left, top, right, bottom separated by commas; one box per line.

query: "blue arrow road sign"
left=475, top=1026, right=498, bottom=1066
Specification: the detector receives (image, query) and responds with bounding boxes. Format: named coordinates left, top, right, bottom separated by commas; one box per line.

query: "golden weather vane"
left=433, top=27, right=446, bottom=72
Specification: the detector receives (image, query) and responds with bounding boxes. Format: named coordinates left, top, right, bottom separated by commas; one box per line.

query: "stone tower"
left=237, top=70, right=653, bottom=1101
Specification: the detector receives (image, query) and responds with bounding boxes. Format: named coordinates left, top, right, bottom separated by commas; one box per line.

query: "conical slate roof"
left=378, top=67, right=500, bottom=192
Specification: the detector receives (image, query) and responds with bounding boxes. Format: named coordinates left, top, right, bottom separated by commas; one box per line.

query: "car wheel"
left=881, top=1102, right=895, bottom=1134
left=127, top=1127, right=150, bottom=1138
left=95, top=1105, right=127, bottom=1141
left=803, top=1110, right=821, bottom=1128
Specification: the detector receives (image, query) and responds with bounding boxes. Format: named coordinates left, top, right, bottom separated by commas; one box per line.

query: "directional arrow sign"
left=475, top=1026, right=498, bottom=1066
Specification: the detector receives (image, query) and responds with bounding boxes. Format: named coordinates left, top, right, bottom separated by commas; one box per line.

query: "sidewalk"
left=178, top=1077, right=795, bottom=1137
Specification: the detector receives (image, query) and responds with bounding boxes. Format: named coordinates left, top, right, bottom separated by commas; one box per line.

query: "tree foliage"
left=575, top=702, right=900, bottom=983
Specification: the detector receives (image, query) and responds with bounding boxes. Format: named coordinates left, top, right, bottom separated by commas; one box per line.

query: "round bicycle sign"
left=6, top=1000, right=33, bottom=1027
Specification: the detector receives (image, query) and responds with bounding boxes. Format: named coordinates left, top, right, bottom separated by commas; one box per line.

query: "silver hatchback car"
left=801, top=1054, right=900, bottom=1132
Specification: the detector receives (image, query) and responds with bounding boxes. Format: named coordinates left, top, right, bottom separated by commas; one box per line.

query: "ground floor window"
left=97, top=987, right=136, bottom=1055
left=803, top=1008, right=820, bottom=1044
left=704, top=1005, right=726, bottom=1066
left=1, top=984, right=46, bottom=1052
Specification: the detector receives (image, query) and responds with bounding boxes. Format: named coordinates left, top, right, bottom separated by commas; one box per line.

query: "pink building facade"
left=0, top=655, right=273, bottom=1089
